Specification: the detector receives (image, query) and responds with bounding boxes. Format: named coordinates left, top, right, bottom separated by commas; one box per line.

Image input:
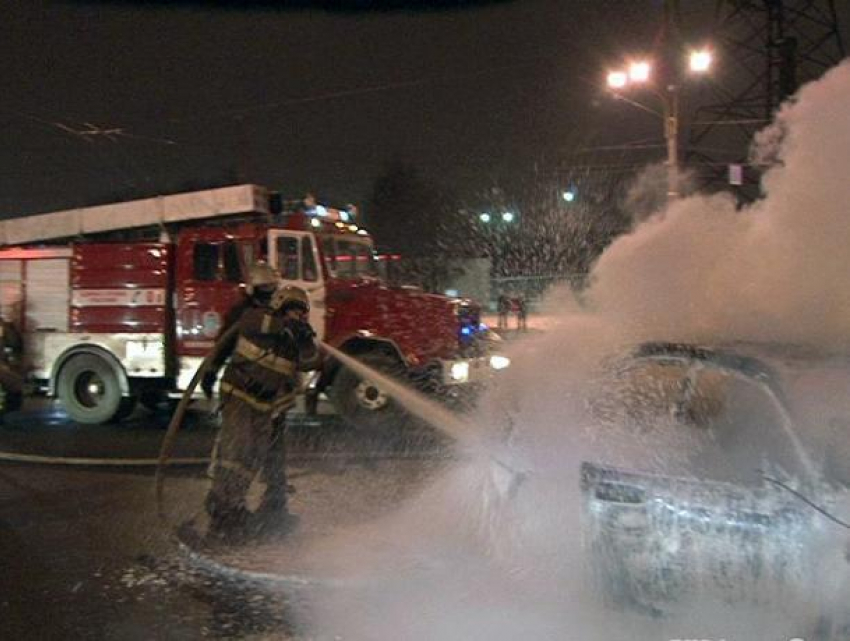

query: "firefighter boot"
left=205, top=499, right=252, bottom=544
left=253, top=500, right=300, bottom=537
left=254, top=476, right=299, bottom=536
left=253, top=423, right=299, bottom=536
left=204, top=469, right=253, bottom=544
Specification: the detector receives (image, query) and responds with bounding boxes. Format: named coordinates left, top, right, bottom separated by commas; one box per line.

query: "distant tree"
left=365, top=160, right=464, bottom=257
left=462, top=167, right=630, bottom=293
left=366, top=160, right=474, bottom=292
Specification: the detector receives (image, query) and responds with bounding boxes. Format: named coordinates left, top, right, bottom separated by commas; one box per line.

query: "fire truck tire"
left=329, top=352, right=410, bottom=433
left=57, top=354, right=125, bottom=425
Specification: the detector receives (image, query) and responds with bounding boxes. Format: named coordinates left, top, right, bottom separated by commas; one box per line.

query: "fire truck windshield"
left=324, top=237, right=379, bottom=279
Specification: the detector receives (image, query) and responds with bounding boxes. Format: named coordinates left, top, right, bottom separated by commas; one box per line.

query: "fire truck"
left=0, top=184, right=507, bottom=427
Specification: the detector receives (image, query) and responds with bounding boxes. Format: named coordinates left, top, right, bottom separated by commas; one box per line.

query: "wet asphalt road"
left=0, top=399, right=449, bottom=640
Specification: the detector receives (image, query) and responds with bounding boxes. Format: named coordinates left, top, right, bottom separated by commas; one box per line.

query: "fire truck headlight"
left=450, top=361, right=470, bottom=382
left=489, top=355, right=511, bottom=370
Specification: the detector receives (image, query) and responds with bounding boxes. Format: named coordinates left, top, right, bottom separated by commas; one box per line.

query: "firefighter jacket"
left=216, top=305, right=316, bottom=415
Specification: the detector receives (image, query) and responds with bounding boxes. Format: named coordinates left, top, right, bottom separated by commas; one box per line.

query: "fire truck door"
left=267, top=231, right=326, bottom=341
left=176, top=238, right=248, bottom=358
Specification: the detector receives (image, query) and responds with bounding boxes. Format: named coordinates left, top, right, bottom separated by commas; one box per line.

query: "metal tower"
left=686, top=0, right=845, bottom=199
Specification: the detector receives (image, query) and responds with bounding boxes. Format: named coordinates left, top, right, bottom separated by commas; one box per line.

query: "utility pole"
left=661, top=0, right=682, bottom=199
left=686, top=0, right=845, bottom=200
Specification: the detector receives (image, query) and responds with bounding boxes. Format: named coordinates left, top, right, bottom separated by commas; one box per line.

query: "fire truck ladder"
left=0, top=184, right=271, bottom=246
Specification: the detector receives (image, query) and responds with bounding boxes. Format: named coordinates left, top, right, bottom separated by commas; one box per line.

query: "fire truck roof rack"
left=0, top=184, right=270, bottom=246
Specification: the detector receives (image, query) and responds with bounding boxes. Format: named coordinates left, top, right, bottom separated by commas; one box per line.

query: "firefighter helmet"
left=247, top=261, right=279, bottom=295
left=271, top=285, right=310, bottom=314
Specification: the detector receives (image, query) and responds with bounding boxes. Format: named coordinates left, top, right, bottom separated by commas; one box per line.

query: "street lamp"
left=607, top=70, right=628, bottom=89
left=689, top=48, right=713, bottom=73
left=606, top=47, right=712, bottom=199
left=479, top=212, right=492, bottom=223
left=501, top=212, right=515, bottom=223
left=628, top=60, right=652, bottom=83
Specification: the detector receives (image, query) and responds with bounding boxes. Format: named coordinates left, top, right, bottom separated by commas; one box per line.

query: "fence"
left=489, top=273, right=586, bottom=312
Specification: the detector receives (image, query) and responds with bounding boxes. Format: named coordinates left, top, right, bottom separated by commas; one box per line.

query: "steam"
left=588, top=60, right=850, bottom=351
left=624, top=161, right=696, bottom=224
left=276, top=62, right=850, bottom=640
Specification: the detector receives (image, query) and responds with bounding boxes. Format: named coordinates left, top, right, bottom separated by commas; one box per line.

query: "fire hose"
left=155, top=322, right=240, bottom=521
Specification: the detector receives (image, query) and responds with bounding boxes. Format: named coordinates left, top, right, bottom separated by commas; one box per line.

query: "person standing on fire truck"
left=201, top=262, right=318, bottom=540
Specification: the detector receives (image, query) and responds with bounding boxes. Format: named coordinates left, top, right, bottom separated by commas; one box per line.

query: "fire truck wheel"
left=57, top=354, right=125, bottom=425
left=329, top=352, right=409, bottom=433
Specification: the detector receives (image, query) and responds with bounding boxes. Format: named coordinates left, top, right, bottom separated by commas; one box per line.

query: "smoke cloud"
left=285, top=60, right=850, bottom=641
left=588, top=60, right=850, bottom=351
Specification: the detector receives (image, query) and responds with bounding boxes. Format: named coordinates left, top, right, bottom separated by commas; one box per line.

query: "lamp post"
left=607, top=48, right=712, bottom=200
left=664, top=85, right=680, bottom=200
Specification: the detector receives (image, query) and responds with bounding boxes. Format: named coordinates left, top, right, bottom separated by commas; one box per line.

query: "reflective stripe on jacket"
left=220, top=307, right=302, bottom=413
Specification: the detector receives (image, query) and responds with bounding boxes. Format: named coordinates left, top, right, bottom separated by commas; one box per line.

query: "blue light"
left=461, top=326, right=473, bottom=336
left=478, top=323, right=488, bottom=331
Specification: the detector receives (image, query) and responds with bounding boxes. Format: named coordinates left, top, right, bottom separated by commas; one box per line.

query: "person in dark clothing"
left=515, top=295, right=528, bottom=331
left=497, top=293, right=510, bottom=330
left=0, top=308, right=24, bottom=416
left=201, top=263, right=317, bottom=541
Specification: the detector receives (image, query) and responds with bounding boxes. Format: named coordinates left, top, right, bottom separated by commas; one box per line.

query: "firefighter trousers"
left=206, top=394, right=289, bottom=521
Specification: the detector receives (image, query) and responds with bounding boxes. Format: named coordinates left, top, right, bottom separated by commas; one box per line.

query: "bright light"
left=479, top=212, right=491, bottom=223
left=489, top=355, right=511, bottom=370
left=450, top=361, right=470, bottom=382
left=315, top=205, right=328, bottom=217
left=562, top=190, right=575, bottom=202
left=607, top=70, right=628, bottom=89
left=628, top=60, right=651, bottom=83
left=310, top=218, right=321, bottom=228
left=356, top=229, right=368, bottom=236
left=348, top=224, right=358, bottom=232
left=502, top=212, right=515, bottom=223
left=339, top=210, right=350, bottom=222
left=689, top=49, right=712, bottom=73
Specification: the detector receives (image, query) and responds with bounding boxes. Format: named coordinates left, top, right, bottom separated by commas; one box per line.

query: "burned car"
left=583, top=342, right=850, bottom=635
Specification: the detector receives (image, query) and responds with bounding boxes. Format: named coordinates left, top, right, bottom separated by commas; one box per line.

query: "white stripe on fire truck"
left=71, top=288, right=167, bottom=307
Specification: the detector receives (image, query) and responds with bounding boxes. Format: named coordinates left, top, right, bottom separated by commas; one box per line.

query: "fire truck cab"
left=0, top=184, right=507, bottom=428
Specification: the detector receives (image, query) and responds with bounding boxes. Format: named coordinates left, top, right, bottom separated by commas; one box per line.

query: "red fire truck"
left=0, top=184, right=508, bottom=427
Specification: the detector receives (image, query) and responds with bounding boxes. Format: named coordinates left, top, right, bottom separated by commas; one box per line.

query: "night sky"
left=2, top=1, right=846, bottom=217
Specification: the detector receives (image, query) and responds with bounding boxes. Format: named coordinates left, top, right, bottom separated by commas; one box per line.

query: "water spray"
left=319, top=341, right=529, bottom=497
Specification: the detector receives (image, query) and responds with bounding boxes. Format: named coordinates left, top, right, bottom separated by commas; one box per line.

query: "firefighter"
left=201, top=263, right=317, bottom=541
left=0, top=308, right=24, bottom=416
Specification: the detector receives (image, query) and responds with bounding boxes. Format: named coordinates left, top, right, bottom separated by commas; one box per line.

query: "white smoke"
left=588, top=60, right=850, bottom=351
left=280, top=61, right=850, bottom=641
left=624, top=161, right=697, bottom=225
